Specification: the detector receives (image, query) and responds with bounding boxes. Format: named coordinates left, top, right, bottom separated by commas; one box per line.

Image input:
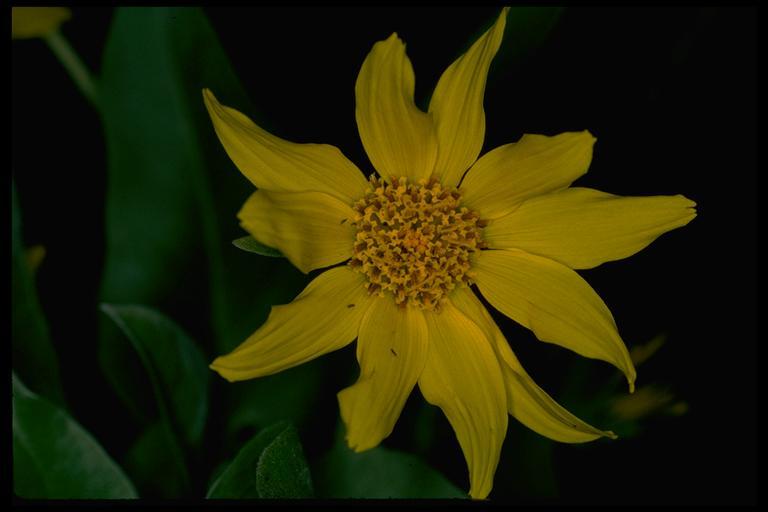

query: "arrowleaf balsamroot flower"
left=204, top=7, right=696, bottom=499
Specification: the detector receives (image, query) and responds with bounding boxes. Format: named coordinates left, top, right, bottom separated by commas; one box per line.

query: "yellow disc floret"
left=349, top=175, right=487, bottom=311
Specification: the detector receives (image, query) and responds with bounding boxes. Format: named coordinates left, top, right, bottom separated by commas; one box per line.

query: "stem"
left=43, top=30, right=99, bottom=108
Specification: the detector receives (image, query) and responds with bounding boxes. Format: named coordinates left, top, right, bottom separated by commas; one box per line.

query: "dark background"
left=12, top=6, right=756, bottom=505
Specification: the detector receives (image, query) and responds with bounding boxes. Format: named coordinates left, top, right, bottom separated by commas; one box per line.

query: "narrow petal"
left=203, top=89, right=369, bottom=203
left=418, top=302, right=507, bottom=499
left=461, top=131, right=596, bottom=219
left=428, top=7, right=509, bottom=188
left=338, top=299, right=428, bottom=452
left=238, top=190, right=356, bottom=274
left=474, top=249, right=636, bottom=391
left=210, top=267, right=371, bottom=382
left=485, top=187, right=697, bottom=269
left=355, top=34, right=438, bottom=182
left=451, top=287, right=616, bottom=443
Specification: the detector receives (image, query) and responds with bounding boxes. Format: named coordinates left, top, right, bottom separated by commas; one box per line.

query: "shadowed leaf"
left=11, top=182, right=65, bottom=407
left=208, top=422, right=313, bottom=498
left=13, top=374, right=137, bottom=498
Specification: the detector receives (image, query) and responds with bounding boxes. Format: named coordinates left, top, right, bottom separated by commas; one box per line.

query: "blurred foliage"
left=500, top=7, right=564, bottom=63
left=558, top=333, right=687, bottom=440
left=24, top=245, right=47, bottom=276
left=13, top=374, right=137, bottom=498
left=12, top=182, right=65, bottom=408
left=98, top=7, right=307, bottom=354
left=96, top=5, right=322, bottom=459
left=98, top=304, right=208, bottom=497
left=99, top=304, right=209, bottom=446
left=314, top=423, right=465, bottom=498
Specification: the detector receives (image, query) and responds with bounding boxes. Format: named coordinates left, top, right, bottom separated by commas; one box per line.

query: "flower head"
left=204, top=7, right=696, bottom=499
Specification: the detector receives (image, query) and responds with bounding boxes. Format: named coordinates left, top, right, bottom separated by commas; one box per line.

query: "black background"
left=12, top=6, right=756, bottom=505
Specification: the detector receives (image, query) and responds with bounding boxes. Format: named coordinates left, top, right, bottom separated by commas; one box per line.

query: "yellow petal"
left=451, top=287, right=616, bottom=443
left=474, top=249, right=636, bottom=391
left=428, top=8, right=509, bottom=188
left=485, top=187, right=697, bottom=269
left=418, top=302, right=507, bottom=499
left=12, top=7, right=70, bottom=39
left=238, top=190, right=356, bottom=274
left=210, top=267, right=371, bottom=382
left=202, top=89, right=369, bottom=203
left=355, top=33, right=438, bottom=182
left=461, top=131, right=596, bottom=219
left=338, top=299, right=429, bottom=452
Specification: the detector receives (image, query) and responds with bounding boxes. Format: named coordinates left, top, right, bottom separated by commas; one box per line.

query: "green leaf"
left=315, top=424, right=466, bottom=499
left=99, top=7, right=306, bottom=356
left=495, top=422, right=558, bottom=499
left=11, top=182, right=65, bottom=407
left=207, top=422, right=313, bottom=498
left=122, top=422, right=187, bottom=498
left=501, top=7, right=565, bottom=62
left=99, top=304, right=209, bottom=446
left=98, top=304, right=209, bottom=496
left=232, top=236, right=283, bottom=257
left=12, top=373, right=138, bottom=498
left=225, top=360, right=325, bottom=438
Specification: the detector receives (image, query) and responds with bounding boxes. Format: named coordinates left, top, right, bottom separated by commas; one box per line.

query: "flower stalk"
left=44, top=30, right=99, bottom=108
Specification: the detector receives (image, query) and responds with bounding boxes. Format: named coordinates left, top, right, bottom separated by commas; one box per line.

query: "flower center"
left=348, top=175, right=487, bottom=311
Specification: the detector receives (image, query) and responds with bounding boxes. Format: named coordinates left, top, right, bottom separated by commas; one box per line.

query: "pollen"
left=348, top=175, right=487, bottom=311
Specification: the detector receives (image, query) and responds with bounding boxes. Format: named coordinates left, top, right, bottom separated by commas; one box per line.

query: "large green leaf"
left=99, top=304, right=209, bottom=496
left=11, top=182, right=65, bottom=408
left=224, top=359, right=325, bottom=439
left=495, top=422, right=558, bottom=499
left=98, top=8, right=333, bottom=446
left=100, top=304, right=209, bottom=446
left=99, top=6, right=306, bottom=354
left=121, top=421, right=188, bottom=498
left=502, top=7, right=565, bottom=61
left=315, top=424, right=466, bottom=499
left=207, top=422, right=313, bottom=498
left=12, top=373, right=138, bottom=499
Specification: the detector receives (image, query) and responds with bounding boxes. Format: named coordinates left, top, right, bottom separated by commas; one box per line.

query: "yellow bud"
left=12, top=7, right=71, bottom=40
left=24, top=245, right=46, bottom=276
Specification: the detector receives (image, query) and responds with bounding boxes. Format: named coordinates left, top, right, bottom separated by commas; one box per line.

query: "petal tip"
left=680, top=195, right=698, bottom=214
left=377, top=32, right=403, bottom=50
left=202, top=88, right=220, bottom=114
left=580, top=129, right=597, bottom=145
left=468, top=486, right=491, bottom=500
left=344, top=432, right=374, bottom=453
left=625, top=361, right=638, bottom=394
left=209, top=359, right=236, bottom=383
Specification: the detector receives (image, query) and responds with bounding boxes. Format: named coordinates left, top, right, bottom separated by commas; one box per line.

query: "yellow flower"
left=203, top=8, right=696, bottom=499
left=11, top=7, right=71, bottom=39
